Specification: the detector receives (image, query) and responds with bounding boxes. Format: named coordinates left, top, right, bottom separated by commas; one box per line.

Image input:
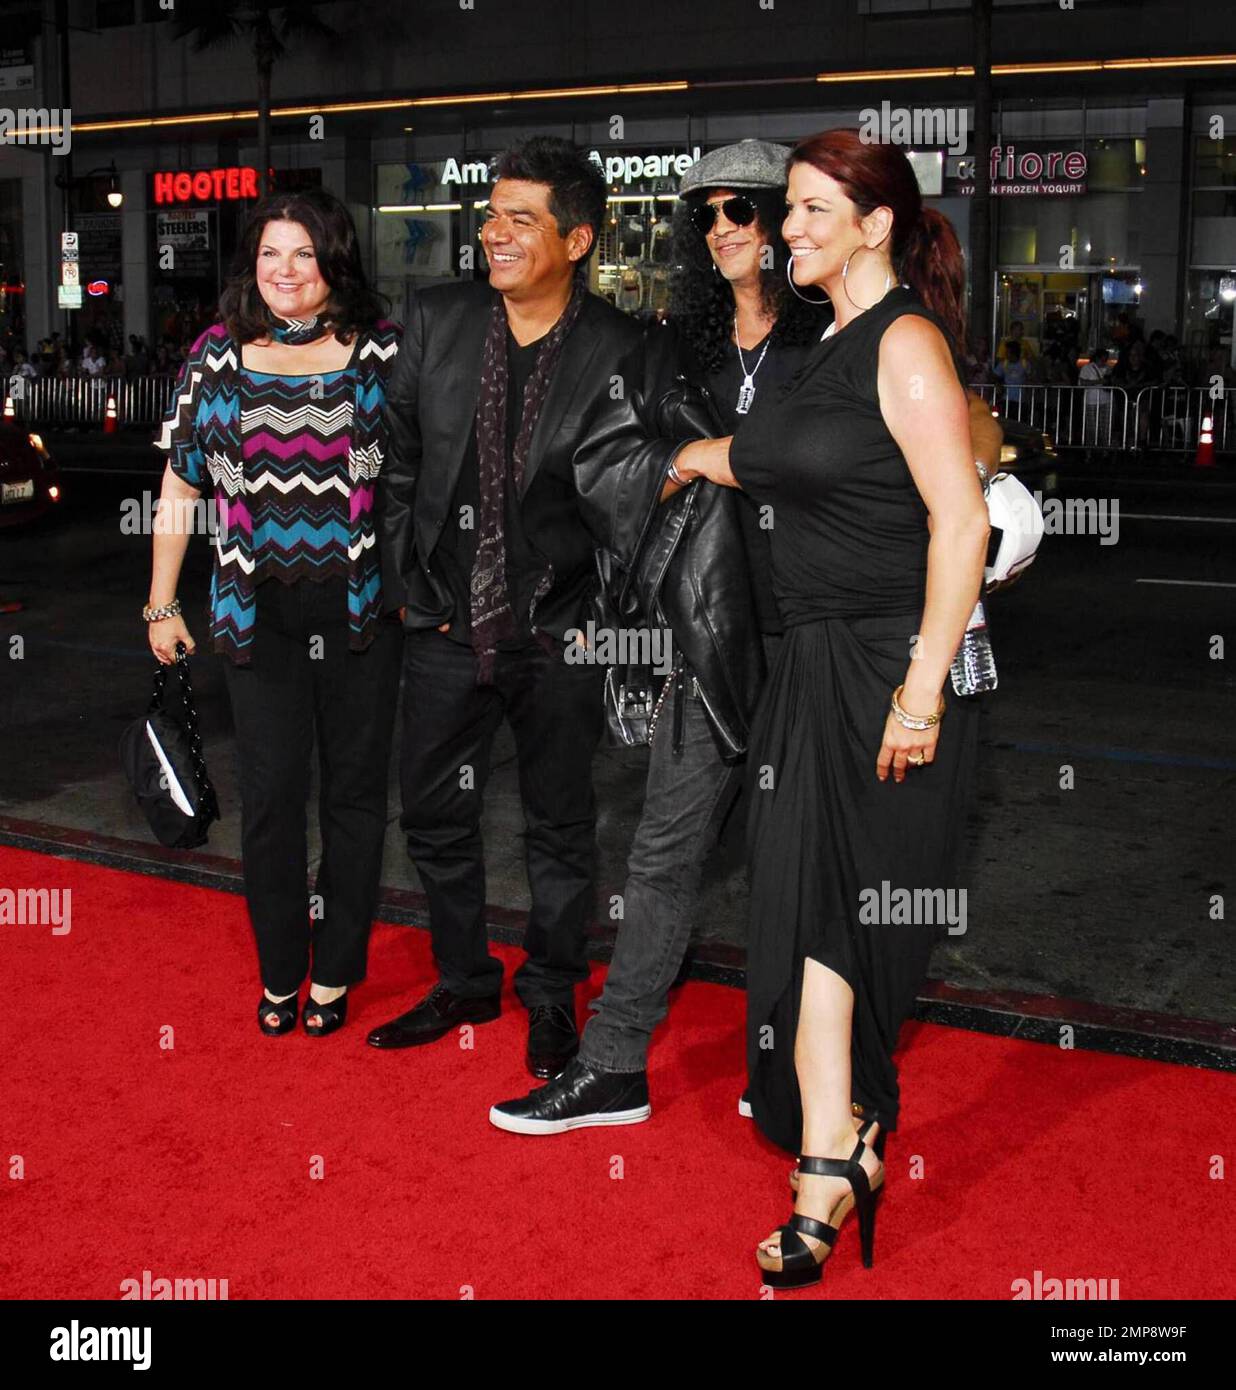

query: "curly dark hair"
left=667, top=187, right=827, bottom=374
left=491, top=136, right=608, bottom=266
left=219, top=187, right=387, bottom=345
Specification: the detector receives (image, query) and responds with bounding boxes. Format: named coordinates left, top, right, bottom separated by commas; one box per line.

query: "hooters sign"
left=152, top=167, right=260, bottom=205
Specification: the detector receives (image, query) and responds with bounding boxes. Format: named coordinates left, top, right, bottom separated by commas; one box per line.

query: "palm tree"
left=171, top=2, right=338, bottom=197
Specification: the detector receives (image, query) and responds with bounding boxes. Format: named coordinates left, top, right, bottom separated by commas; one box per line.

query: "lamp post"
left=52, top=163, right=124, bottom=351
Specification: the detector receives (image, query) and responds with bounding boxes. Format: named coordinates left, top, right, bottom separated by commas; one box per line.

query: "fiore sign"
left=152, top=167, right=260, bottom=205
left=956, top=145, right=1088, bottom=196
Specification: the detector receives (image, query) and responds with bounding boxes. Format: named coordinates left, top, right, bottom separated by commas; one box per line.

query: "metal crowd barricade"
left=6, top=370, right=1234, bottom=455
left=976, top=382, right=1134, bottom=451
left=6, top=373, right=178, bottom=429
left=1131, top=385, right=1234, bottom=454
left=975, top=380, right=1236, bottom=454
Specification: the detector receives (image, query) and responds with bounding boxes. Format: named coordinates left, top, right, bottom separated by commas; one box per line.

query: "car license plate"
left=1, top=480, right=35, bottom=504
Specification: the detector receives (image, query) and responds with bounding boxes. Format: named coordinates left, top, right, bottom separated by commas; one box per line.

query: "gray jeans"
left=580, top=637, right=779, bottom=1073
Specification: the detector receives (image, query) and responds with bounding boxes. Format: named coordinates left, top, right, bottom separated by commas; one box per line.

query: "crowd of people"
left=0, top=330, right=194, bottom=385
left=966, top=311, right=1201, bottom=399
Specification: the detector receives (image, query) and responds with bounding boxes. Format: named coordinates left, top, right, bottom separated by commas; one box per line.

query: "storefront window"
left=150, top=206, right=223, bottom=352
left=1183, top=271, right=1236, bottom=373
left=373, top=162, right=464, bottom=324
left=1186, top=136, right=1236, bottom=371
left=71, top=177, right=125, bottom=355
left=374, top=147, right=698, bottom=322
left=0, top=178, right=24, bottom=345
left=996, top=190, right=1139, bottom=269
left=1193, top=134, right=1236, bottom=188
left=1085, top=138, right=1147, bottom=191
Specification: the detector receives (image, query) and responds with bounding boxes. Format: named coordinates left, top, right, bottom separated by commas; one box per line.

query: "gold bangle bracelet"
left=890, top=684, right=945, bottom=730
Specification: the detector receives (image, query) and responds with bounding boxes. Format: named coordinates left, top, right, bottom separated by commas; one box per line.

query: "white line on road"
left=1120, top=513, right=1236, bottom=524
left=1135, top=579, right=1236, bottom=588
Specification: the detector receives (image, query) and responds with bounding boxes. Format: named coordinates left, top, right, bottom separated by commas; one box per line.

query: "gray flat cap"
left=679, top=138, right=792, bottom=196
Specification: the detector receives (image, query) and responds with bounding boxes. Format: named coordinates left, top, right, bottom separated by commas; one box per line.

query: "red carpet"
left=2, top=845, right=1233, bottom=1300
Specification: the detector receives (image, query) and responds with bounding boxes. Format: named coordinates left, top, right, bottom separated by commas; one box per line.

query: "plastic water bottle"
left=950, top=600, right=998, bottom=695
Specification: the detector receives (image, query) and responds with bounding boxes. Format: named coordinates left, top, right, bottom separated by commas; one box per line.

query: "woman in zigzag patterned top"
left=148, top=187, right=403, bottom=1039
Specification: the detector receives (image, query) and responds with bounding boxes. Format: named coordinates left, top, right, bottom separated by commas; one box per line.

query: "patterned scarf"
left=470, top=277, right=587, bottom=683
left=267, top=314, right=329, bottom=346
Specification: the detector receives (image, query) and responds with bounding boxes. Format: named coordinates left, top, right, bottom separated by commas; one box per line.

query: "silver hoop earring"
left=841, top=246, right=893, bottom=312
left=785, top=255, right=830, bottom=305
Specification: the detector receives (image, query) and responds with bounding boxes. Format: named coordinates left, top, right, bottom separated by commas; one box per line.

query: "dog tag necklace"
left=734, top=315, right=771, bottom=415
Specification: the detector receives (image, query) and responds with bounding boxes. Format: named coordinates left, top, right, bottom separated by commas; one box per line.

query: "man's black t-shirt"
left=432, top=329, right=545, bottom=648
left=705, top=329, right=813, bottom=637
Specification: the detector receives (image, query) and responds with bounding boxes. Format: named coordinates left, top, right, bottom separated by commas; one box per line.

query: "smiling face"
left=481, top=178, right=589, bottom=301
left=700, top=187, right=767, bottom=289
left=782, top=162, right=889, bottom=289
left=255, top=219, right=331, bottom=322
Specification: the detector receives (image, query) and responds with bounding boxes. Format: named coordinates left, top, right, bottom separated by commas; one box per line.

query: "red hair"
left=788, top=128, right=967, bottom=353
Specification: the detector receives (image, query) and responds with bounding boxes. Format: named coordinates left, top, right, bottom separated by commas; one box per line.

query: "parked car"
left=995, top=413, right=1059, bottom=494
left=0, top=427, right=63, bottom=527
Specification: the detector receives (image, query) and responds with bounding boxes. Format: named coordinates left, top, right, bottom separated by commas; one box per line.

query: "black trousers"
left=398, top=628, right=606, bottom=1006
left=222, top=576, right=403, bottom=996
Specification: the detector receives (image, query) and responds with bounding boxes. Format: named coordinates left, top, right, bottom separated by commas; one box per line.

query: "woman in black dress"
left=673, top=129, right=989, bottom=1288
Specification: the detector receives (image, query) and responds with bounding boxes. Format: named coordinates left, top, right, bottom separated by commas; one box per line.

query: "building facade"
left=0, top=0, right=1232, bottom=372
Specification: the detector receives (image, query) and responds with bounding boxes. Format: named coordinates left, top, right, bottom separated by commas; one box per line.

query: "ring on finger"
left=907, top=750, right=926, bottom=766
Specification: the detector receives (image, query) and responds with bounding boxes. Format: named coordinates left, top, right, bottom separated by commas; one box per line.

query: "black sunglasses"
left=690, top=195, right=758, bottom=235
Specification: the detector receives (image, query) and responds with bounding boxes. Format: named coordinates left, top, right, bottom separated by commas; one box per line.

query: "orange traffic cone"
left=1194, top=412, right=1215, bottom=469
left=104, top=393, right=118, bottom=434
left=3, top=394, right=13, bottom=419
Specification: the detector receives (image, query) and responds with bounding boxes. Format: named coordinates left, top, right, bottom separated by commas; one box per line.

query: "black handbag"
left=594, top=374, right=724, bottom=750
left=589, top=547, right=663, bottom=748
left=119, top=643, right=220, bottom=848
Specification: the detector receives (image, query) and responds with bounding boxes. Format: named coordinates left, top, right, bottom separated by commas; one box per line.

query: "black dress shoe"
left=526, top=1001, right=579, bottom=1079
left=489, top=1057, right=651, bottom=1135
left=366, top=982, right=500, bottom=1049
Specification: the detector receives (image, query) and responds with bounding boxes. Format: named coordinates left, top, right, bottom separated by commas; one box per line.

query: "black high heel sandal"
left=758, top=1128, right=884, bottom=1290
left=789, top=1116, right=885, bottom=1192
left=302, top=990, right=348, bottom=1037
left=258, top=991, right=299, bottom=1036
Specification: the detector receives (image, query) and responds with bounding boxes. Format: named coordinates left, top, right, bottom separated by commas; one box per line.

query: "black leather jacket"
left=608, top=330, right=765, bottom=762
left=378, top=281, right=681, bottom=641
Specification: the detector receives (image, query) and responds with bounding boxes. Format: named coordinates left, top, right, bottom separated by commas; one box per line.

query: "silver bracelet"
left=143, top=598, right=182, bottom=623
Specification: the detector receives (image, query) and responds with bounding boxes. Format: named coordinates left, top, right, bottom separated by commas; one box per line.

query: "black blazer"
left=377, top=279, right=680, bottom=642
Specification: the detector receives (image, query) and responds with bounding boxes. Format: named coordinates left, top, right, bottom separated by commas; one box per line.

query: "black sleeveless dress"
left=729, top=286, right=979, bottom=1155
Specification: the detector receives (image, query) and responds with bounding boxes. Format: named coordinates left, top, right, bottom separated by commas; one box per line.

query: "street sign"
left=60, top=231, right=79, bottom=260
left=57, top=285, right=82, bottom=309
left=60, top=261, right=79, bottom=287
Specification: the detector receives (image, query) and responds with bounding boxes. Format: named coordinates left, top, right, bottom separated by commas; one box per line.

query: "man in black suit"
left=369, top=137, right=678, bottom=1079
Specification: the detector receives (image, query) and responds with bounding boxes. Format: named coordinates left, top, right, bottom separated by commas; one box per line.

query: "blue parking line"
left=1008, top=740, right=1236, bottom=771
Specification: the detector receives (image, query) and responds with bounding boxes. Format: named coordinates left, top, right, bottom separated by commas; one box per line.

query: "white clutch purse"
left=978, top=463, right=1045, bottom=590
